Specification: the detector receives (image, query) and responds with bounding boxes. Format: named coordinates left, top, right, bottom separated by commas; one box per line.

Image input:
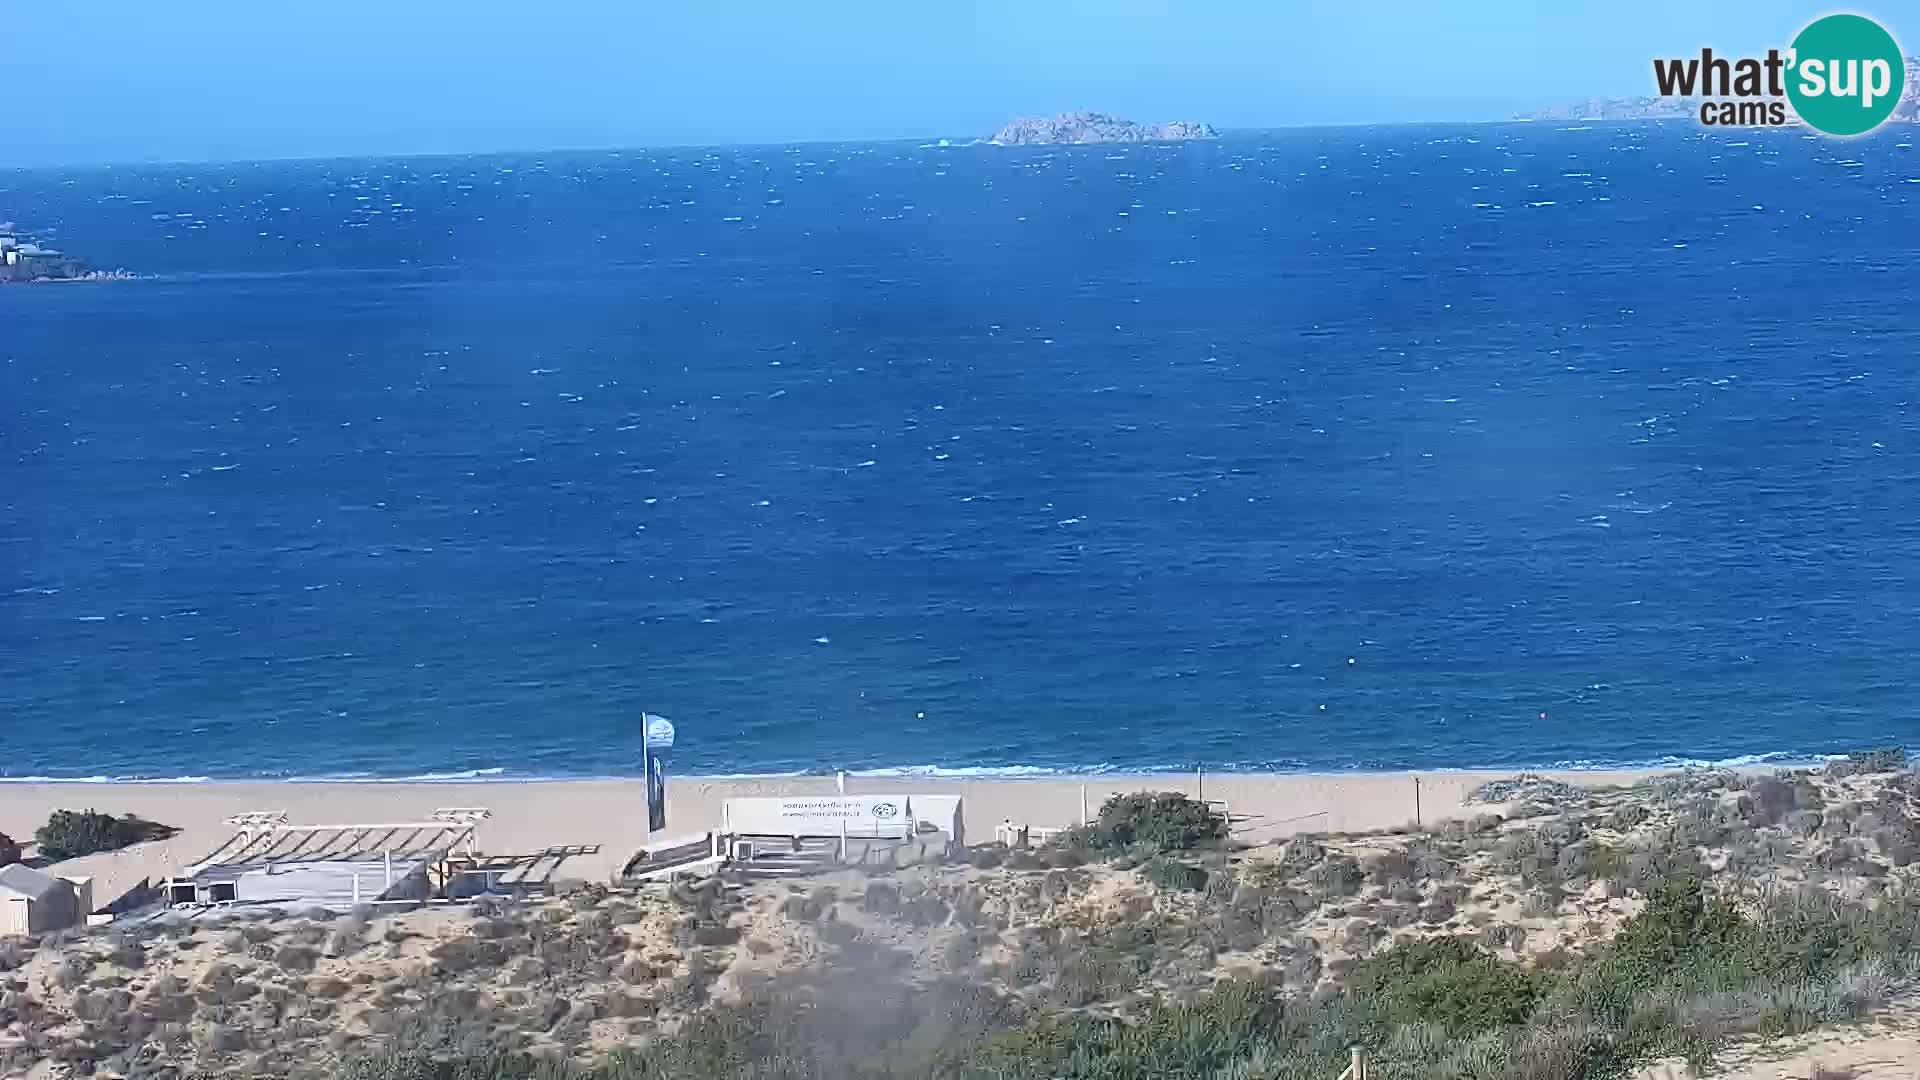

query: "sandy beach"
left=0, top=768, right=1670, bottom=910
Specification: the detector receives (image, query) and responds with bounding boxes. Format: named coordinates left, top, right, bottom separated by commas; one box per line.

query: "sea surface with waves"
left=3, top=125, right=1918, bottom=781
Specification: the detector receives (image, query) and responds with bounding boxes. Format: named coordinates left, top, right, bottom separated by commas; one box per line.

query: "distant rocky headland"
left=1515, top=57, right=1920, bottom=123
left=0, top=223, right=132, bottom=283
left=1513, top=97, right=1700, bottom=123
left=988, top=111, right=1217, bottom=145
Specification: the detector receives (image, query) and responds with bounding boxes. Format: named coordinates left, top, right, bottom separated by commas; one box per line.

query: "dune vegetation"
left=3, top=757, right=1917, bottom=1079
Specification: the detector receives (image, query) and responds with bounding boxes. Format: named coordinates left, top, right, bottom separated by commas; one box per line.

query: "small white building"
left=0, top=864, right=93, bottom=936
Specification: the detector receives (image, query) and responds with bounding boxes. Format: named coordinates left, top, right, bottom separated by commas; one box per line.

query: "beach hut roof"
left=0, top=863, right=64, bottom=903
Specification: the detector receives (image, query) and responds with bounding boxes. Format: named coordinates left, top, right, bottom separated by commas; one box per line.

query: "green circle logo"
left=1787, top=14, right=1906, bottom=136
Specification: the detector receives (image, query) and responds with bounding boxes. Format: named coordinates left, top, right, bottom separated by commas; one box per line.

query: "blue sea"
left=3, top=125, right=1918, bottom=782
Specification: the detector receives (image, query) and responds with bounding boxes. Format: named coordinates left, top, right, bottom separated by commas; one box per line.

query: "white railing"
left=994, top=823, right=1069, bottom=847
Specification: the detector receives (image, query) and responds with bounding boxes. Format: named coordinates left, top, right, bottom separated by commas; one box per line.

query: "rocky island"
left=0, top=223, right=132, bottom=283
left=988, top=111, right=1217, bottom=145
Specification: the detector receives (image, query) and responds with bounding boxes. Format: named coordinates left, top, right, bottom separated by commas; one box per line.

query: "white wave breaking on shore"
left=0, top=775, right=216, bottom=785
left=0, top=749, right=1881, bottom=785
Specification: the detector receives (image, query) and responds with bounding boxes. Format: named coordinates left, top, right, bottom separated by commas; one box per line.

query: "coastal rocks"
left=987, top=111, right=1218, bottom=145
left=0, top=223, right=131, bottom=284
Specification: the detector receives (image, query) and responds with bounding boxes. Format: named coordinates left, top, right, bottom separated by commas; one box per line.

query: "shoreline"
left=0, top=751, right=1849, bottom=786
left=0, top=765, right=1766, bottom=911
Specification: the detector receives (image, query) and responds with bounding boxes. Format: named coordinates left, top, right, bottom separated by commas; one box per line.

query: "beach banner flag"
left=643, top=713, right=675, bottom=751
left=646, top=748, right=667, bottom=832
left=642, top=712, right=674, bottom=833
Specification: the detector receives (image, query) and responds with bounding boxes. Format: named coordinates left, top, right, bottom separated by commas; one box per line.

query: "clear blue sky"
left=3, top=1, right=1908, bottom=166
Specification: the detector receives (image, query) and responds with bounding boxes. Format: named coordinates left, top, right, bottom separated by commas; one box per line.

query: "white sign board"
left=643, top=714, right=675, bottom=751
left=722, top=795, right=919, bottom=838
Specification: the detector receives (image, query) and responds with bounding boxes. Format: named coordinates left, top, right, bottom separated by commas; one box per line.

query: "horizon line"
left=0, top=117, right=1669, bottom=174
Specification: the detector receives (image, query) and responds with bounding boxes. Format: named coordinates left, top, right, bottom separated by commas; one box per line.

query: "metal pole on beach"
left=1080, top=785, right=1089, bottom=826
left=1197, top=765, right=1205, bottom=804
left=1414, top=777, right=1422, bottom=829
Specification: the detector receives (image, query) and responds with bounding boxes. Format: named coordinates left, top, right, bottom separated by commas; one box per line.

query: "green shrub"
left=1062, top=792, right=1227, bottom=854
left=104, top=936, right=146, bottom=970
left=1142, top=857, right=1207, bottom=892
left=1420, top=896, right=1458, bottom=925
left=1365, top=850, right=1417, bottom=886
left=328, top=915, right=371, bottom=958
left=1347, top=937, right=1545, bottom=1036
left=274, top=945, right=321, bottom=973
left=1043, top=943, right=1147, bottom=1008
left=1035, top=847, right=1080, bottom=870
left=1582, top=842, right=1628, bottom=882
left=860, top=882, right=900, bottom=916
left=1674, top=799, right=1736, bottom=848
left=1608, top=804, right=1650, bottom=831
left=1785, top=808, right=1824, bottom=837
left=0, top=832, right=18, bottom=867
left=33, top=809, right=173, bottom=860
left=780, top=893, right=826, bottom=921
left=1218, top=880, right=1312, bottom=949
left=816, top=920, right=858, bottom=946
left=1278, top=837, right=1328, bottom=873
left=1738, top=776, right=1794, bottom=826
left=427, top=939, right=505, bottom=975
left=1006, top=849, right=1045, bottom=871
left=1521, top=885, right=1563, bottom=918
left=967, top=844, right=1007, bottom=870
left=1320, top=857, right=1366, bottom=899
left=55, top=952, right=95, bottom=990
left=1847, top=747, right=1908, bottom=773
left=1494, top=829, right=1559, bottom=885
left=1606, top=873, right=1755, bottom=988
left=1876, top=827, right=1919, bottom=867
